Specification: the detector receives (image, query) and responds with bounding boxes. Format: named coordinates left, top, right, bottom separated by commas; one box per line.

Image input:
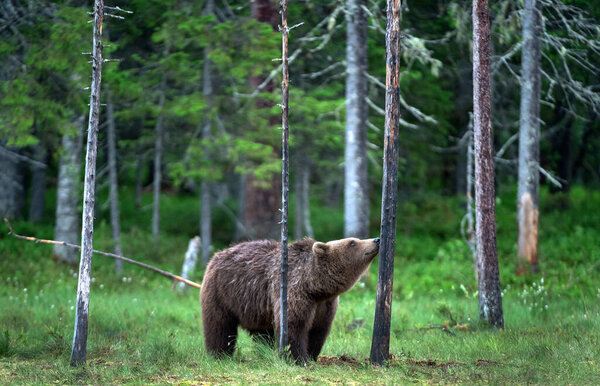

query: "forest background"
left=1, top=0, right=599, bottom=383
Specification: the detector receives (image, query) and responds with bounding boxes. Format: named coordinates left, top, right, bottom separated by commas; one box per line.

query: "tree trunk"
left=0, top=145, right=25, bottom=219
left=517, top=0, right=542, bottom=275
left=370, top=0, right=401, bottom=367
left=294, top=156, right=314, bottom=240
left=106, top=92, right=123, bottom=274
left=279, top=0, right=290, bottom=355
left=344, top=0, right=369, bottom=239
left=152, top=74, right=167, bottom=242
left=53, top=123, right=84, bottom=265
left=201, top=0, right=214, bottom=266
left=177, top=236, right=201, bottom=293
left=134, top=144, right=143, bottom=210
left=71, top=0, right=103, bottom=366
left=28, top=143, right=47, bottom=222
left=472, top=0, right=504, bottom=328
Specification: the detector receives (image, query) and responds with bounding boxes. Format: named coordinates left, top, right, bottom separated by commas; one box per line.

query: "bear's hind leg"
left=202, top=304, right=239, bottom=357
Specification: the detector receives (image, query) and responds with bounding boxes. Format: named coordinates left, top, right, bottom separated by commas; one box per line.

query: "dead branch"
left=4, top=218, right=202, bottom=289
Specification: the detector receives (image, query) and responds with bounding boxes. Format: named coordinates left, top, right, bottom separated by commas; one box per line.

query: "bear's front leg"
left=287, top=319, right=310, bottom=364
left=308, top=297, right=338, bottom=361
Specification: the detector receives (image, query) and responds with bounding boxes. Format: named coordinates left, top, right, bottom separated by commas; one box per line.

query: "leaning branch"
left=4, top=218, right=201, bottom=289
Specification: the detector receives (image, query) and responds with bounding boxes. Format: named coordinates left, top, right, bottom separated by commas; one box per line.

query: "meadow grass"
left=1, top=186, right=599, bottom=384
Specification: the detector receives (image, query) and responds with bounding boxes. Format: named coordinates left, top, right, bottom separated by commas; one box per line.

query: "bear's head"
left=311, top=237, right=380, bottom=296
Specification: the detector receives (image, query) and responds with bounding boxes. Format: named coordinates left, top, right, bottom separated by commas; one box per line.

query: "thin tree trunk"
left=370, top=0, right=401, bottom=367
left=294, top=156, right=313, bottom=239
left=106, top=92, right=123, bottom=274
left=152, top=74, right=167, bottom=242
left=472, top=0, right=504, bottom=329
left=344, top=0, right=369, bottom=239
left=134, top=144, right=143, bottom=210
left=71, top=0, right=104, bottom=366
left=517, top=0, right=542, bottom=275
left=201, top=0, right=214, bottom=266
left=53, top=122, right=84, bottom=265
left=279, top=0, right=290, bottom=357
left=177, top=236, right=201, bottom=293
left=466, top=113, right=476, bottom=272
left=28, top=143, right=47, bottom=222
left=0, top=145, right=25, bottom=219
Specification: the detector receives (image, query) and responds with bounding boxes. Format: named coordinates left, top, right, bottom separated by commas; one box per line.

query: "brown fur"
left=200, top=237, right=380, bottom=363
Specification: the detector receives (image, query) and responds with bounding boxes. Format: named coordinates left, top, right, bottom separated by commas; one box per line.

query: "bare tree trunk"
left=152, top=74, right=167, bottom=242
left=201, top=0, right=214, bottom=266
left=106, top=92, right=123, bottom=274
left=370, top=0, right=400, bottom=367
left=177, top=236, right=200, bottom=293
left=279, top=0, right=290, bottom=357
left=71, top=0, right=104, bottom=366
left=472, top=0, right=504, bottom=329
left=53, top=123, right=84, bottom=265
left=294, top=156, right=313, bottom=239
left=517, top=0, right=542, bottom=275
left=28, top=143, right=47, bottom=222
left=466, top=113, right=476, bottom=273
left=134, top=144, right=143, bottom=210
left=344, top=0, right=369, bottom=239
left=0, top=145, right=25, bottom=219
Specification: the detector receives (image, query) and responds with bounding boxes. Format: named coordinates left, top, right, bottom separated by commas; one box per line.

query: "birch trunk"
left=177, top=236, right=201, bottom=293
left=28, top=143, right=47, bottom=222
left=106, top=92, right=123, bottom=274
left=53, top=122, right=84, bottom=265
left=517, top=0, right=542, bottom=275
left=71, top=0, right=103, bottom=366
left=370, top=0, right=400, bottom=366
left=152, top=74, right=167, bottom=242
left=472, top=0, right=504, bottom=328
left=200, top=0, right=214, bottom=266
left=344, top=0, right=369, bottom=239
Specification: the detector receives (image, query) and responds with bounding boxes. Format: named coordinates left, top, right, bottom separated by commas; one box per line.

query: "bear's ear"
left=312, top=242, right=328, bottom=258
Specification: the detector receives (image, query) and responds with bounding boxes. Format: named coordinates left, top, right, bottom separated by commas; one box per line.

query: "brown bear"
left=200, top=237, right=380, bottom=363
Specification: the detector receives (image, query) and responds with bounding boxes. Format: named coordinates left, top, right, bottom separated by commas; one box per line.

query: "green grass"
left=1, top=186, right=599, bottom=383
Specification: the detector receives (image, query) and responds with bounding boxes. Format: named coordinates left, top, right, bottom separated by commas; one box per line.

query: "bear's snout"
left=374, top=238, right=380, bottom=244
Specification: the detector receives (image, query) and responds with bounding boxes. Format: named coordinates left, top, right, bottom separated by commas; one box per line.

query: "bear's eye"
left=349, top=241, right=356, bottom=247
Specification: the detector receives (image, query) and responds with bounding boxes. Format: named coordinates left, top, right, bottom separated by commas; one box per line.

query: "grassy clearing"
left=1, top=186, right=599, bottom=383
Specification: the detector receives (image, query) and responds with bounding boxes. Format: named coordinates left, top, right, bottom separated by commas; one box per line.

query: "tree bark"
left=28, top=143, right=47, bottom=222
left=344, top=0, right=369, bottom=239
left=0, top=145, right=25, bottom=219
left=177, top=236, right=201, bottom=293
left=370, top=0, right=400, bottom=367
left=152, top=74, right=167, bottom=242
left=71, top=0, right=103, bottom=366
left=53, top=122, right=84, bottom=265
left=106, top=92, right=123, bottom=274
left=134, top=144, right=143, bottom=210
left=472, top=0, right=504, bottom=329
left=200, top=0, right=214, bottom=266
left=517, top=0, right=542, bottom=275
left=279, top=0, right=290, bottom=356
left=294, top=156, right=313, bottom=240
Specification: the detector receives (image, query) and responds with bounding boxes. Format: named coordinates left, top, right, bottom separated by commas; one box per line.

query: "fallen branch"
left=4, top=218, right=201, bottom=289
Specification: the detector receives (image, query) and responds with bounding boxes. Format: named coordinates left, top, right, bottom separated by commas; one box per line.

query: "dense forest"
left=1, top=0, right=599, bottom=383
